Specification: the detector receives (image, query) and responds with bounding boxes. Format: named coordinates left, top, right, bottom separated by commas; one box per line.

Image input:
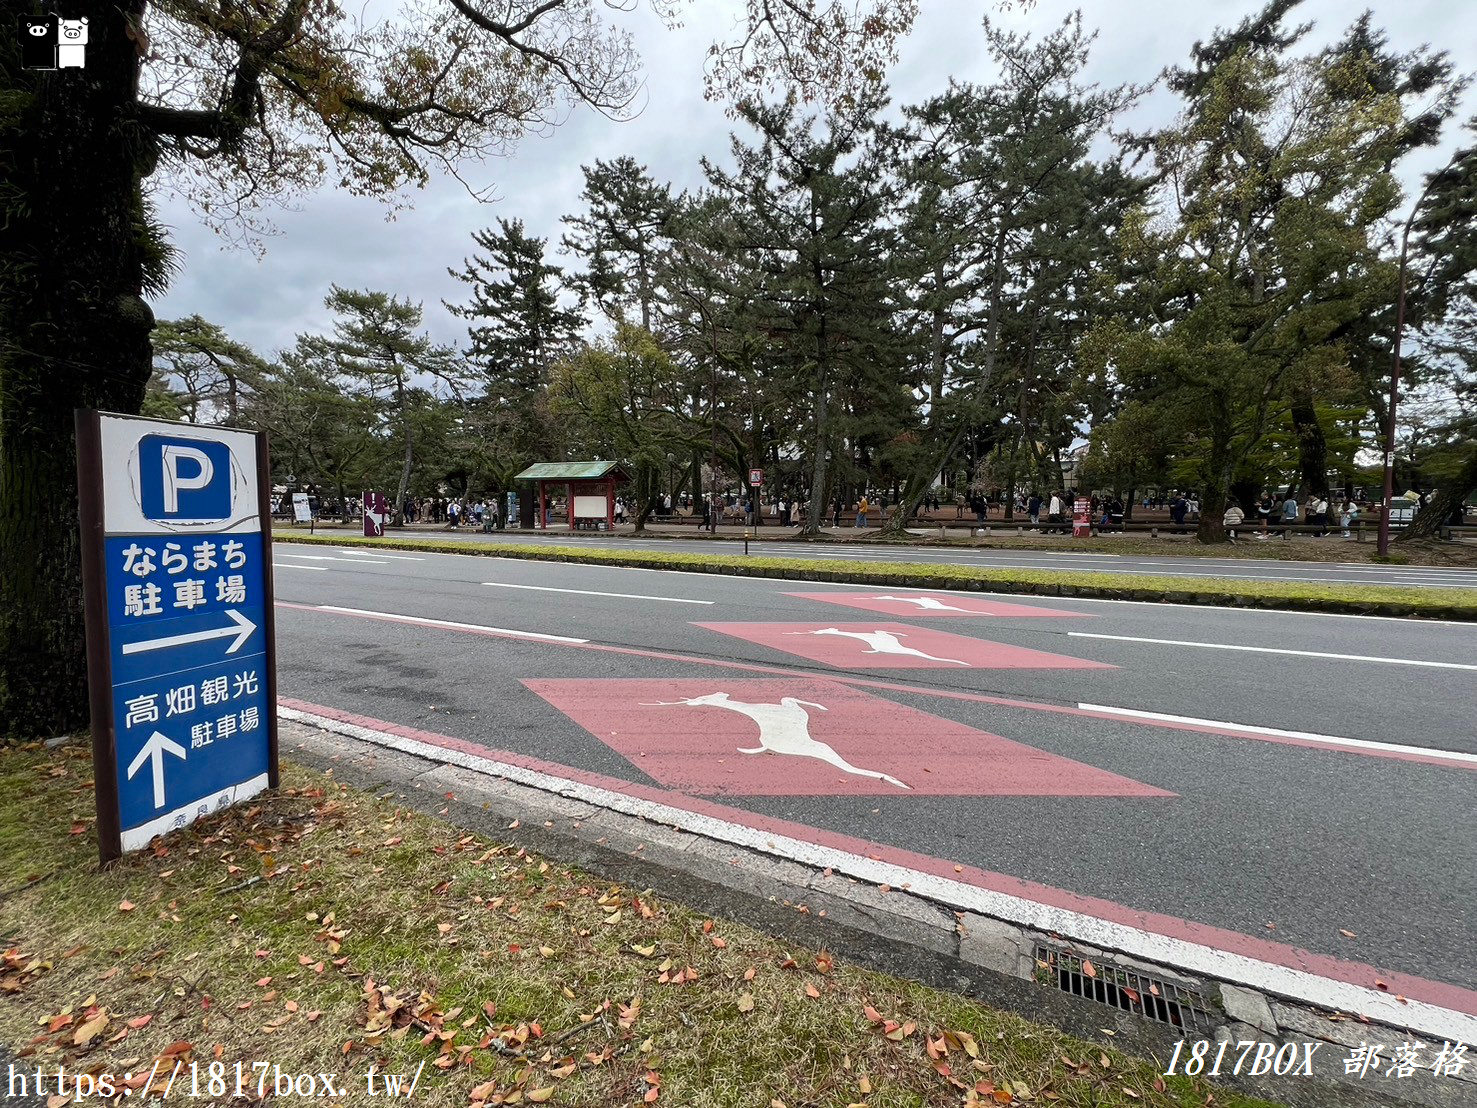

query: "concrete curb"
left=280, top=712, right=1474, bottom=1108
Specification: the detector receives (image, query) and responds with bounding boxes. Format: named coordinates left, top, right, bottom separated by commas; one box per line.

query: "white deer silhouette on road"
left=641, top=692, right=911, bottom=789
left=786, top=627, right=971, bottom=666
left=867, top=594, right=976, bottom=613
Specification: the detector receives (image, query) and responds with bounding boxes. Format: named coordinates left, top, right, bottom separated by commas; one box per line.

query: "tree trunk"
left=1196, top=419, right=1232, bottom=544
left=1001, top=434, right=1020, bottom=520
left=632, top=466, right=653, bottom=532
left=1399, top=446, right=1476, bottom=542
left=1290, top=397, right=1329, bottom=498
left=1, top=0, right=157, bottom=737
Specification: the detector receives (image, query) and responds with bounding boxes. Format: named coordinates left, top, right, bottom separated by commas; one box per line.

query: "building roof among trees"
left=514, top=461, right=629, bottom=481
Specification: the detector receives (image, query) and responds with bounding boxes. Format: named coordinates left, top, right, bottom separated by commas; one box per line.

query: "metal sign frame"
left=75, top=410, right=279, bottom=864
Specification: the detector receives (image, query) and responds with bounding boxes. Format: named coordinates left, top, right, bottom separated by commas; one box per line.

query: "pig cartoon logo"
left=57, top=16, right=86, bottom=68
left=20, top=15, right=58, bottom=69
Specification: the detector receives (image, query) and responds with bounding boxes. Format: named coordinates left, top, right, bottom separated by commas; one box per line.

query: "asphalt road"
left=328, top=525, right=1477, bottom=590
left=269, top=542, right=1477, bottom=1004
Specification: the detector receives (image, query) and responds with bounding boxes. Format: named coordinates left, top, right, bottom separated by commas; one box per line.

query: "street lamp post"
left=1377, top=234, right=1410, bottom=558
left=1377, top=151, right=1461, bottom=555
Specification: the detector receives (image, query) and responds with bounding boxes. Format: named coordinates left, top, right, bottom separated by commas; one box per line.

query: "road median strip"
left=274, top=533, right=1477, bottom=621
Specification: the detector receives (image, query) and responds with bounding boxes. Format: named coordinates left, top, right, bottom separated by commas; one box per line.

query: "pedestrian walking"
left=1170, top=493, right=1188, bottom=532
left=856, top=495, right=870, bottom=528
left=1308, top=493, right=1329, bottom=537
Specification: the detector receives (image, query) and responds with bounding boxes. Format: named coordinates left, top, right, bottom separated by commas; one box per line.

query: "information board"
left=76, top=411, right=278, bottom=862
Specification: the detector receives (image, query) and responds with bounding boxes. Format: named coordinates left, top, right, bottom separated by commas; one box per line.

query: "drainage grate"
left=1034, top=944, right=1211, bottom=1031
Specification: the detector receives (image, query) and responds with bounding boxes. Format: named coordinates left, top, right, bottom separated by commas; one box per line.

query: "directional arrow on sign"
left=121, top=608, right=257, bottom=656
left=126, top=730, right=188, bottom=809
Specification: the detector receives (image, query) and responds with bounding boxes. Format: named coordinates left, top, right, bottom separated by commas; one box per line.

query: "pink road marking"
left=787, top=592, right=1091, bottom=619
left=695, top=621, right=1116, bottom=670
left=522, top=678, right=1171, bottom=798
left=274, top=602, right=1474, bottom=772
left=277, top=695, right=1477, bottom=1018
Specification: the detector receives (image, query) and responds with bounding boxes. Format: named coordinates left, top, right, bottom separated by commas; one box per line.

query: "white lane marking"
left=276, top=552, right=392, bottom=565
left=1033, top=595, right=1476, bottom=626
left=474, top=558, right=876, bottom=589
left=1079, top=704, right=1477, bottom=767
left=336, top=549, right=425, bottom=561
left=483, top=581, right=714, bottom=605
left=273, top=562, right=327, bottom=571
left=1067, top=632, right=1477, bottom=671
left=315, top=605, right=588, bottom=644
left=279, top=705, right=1477, bottom=1045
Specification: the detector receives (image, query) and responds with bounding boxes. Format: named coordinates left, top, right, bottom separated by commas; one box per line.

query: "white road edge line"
left=315, top=605, right=589, bottom=644
left=273, top=563, right=327, bottom=571
left=1067, top=631, right=1477, bottom=671
left=1078, top=704, right=1477, bottom=766
left=483, top=581, right=714, bottom=605
left=336, top=549, right=425, bottom=561
left=277, top=705, right=1477, bottom=1044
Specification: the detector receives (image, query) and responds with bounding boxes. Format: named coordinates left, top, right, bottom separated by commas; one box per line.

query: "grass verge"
left=277, top=520, right=1477, bottom=567
left=0, top=742, right=1280, bottom=1108
left=275, top=532, right=1477, bottom=620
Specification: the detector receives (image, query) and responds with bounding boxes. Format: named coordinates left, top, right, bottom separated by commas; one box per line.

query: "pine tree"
left=883, top=14, right=1141, bottom=531
left=704, top=95, right=900, bottom=535
left=151, top=316, right=267, bottom=424
left=444, top=220, right=581, bottom=522
left=1091, top=1, right=1459, bottom=542
left=446, top=220, right=582, bottom=399
left=302, top=287, right=466, bottom=525
left=562, top=158, right=677, bottom=331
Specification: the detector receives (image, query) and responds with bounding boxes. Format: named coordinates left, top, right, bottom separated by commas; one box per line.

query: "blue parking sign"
left=76, top=412, right=278, bottom=861
left=138, top=435, right=235, bottom=522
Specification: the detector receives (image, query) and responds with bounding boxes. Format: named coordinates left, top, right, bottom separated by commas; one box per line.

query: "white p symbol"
left=161, top=444, right=215, bottom=512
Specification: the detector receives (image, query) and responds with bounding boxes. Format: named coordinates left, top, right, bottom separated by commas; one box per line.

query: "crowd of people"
left=279, top=484, right=1459, bottom=539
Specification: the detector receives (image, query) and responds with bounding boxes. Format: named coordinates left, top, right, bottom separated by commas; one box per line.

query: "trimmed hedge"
left=273, top=532, right=1477, bottom=620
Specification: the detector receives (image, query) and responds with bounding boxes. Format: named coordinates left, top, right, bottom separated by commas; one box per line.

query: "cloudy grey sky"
left=151, top=0, right=1476, bottom=359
